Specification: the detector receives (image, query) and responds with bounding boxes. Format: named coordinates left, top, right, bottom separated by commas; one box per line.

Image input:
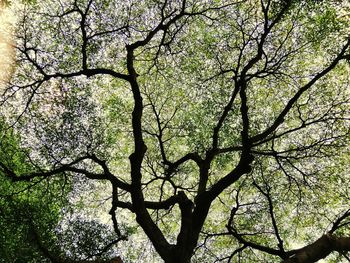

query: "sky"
left=0, top=3, right=15, bottom=87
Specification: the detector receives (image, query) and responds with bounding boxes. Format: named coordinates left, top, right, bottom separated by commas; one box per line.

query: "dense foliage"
left=1, top=0, right=350, bottom=262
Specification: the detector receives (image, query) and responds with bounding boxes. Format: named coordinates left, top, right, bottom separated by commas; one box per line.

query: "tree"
left=1, top=0, right=350, bottom=262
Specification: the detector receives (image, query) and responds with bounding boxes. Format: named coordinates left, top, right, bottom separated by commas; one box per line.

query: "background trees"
left=1, top=0, right=350, bottom=262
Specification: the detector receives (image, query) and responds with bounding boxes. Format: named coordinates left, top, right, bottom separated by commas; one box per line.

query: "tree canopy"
left=1, top=0, right=350, bottom=262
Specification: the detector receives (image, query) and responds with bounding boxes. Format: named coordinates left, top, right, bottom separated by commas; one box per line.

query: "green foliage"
left=55, top=217, right=117, bottom=261
left=0, top=122, right=63, bottom=262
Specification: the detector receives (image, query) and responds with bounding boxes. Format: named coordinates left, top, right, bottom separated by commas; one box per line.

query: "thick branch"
left=283, top=234, right=350, bottom=263
left=0, top=155, right=131, bottom=192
